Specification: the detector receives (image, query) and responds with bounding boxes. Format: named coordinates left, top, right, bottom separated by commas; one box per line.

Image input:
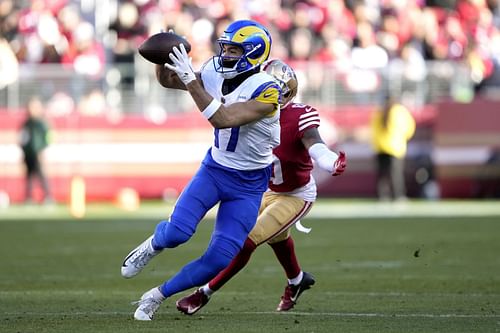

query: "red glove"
left=332, top=151, right=346, bottom=176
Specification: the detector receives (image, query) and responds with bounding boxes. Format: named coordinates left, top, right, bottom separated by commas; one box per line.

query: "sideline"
left=1, top=199, right=499, bottom=220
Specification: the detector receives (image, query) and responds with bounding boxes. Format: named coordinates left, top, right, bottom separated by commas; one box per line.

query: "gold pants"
left=248, top=192, right=313, bottom=245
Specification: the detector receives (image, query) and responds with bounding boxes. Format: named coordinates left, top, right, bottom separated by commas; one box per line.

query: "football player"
left=121, top=20, right=282, bottom=320
left=175, top=59, right=347, bottom=315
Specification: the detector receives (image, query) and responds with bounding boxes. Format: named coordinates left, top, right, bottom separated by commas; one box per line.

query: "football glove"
left=332, top=151, right=346, bottom=176
left=164, top=43, right=196, bottom=85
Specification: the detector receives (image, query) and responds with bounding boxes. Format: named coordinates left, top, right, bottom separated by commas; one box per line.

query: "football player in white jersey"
left=120, top=20, right=283, bottom=321
left=175, top=60, right=347, bottom=314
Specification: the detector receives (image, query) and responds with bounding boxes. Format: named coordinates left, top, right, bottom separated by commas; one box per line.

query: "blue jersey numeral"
left=214, top=127, right=240, bottom=152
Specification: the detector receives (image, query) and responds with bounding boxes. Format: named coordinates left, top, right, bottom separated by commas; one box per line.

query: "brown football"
left=138, top=32, right=191, bottom=65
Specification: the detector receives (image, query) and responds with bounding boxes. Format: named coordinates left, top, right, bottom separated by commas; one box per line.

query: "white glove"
left=164, top=43, right=196, bottom=85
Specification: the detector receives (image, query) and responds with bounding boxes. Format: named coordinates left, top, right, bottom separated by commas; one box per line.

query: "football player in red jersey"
left=176, top=59, right=347, bottom=315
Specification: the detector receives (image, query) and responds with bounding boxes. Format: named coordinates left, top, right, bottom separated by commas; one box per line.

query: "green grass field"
left=1, top=200, right=499, bottom=332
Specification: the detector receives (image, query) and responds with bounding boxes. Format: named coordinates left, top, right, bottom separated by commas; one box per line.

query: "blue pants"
left=153, top=151, right=271, bottom=297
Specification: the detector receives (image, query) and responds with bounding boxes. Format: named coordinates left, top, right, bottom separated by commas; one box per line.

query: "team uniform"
left=249, top=102, right=320, bottom=246
left=176, top=101, right=327, bottom=315
left=174, top=59, right=347, bottom=315
left=122, top=20, right=300, bottom=321
left=202, top=62, right=281, bottom=170
left=150, top=62, right=281, bottom=298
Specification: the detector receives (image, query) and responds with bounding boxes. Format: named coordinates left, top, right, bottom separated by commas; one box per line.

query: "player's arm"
left=164, top=44, right=277, bottom=128
left=302, top=127, right=347, bottom=176
left=185, top=75, right=278, bottom=128
left=155, top=64, right=201, bottom=91
left=185, top=81, right=275, bottom=128
left=212, top=100, right=275, bottom=128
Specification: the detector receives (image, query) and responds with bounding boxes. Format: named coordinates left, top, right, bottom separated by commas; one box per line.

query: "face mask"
left=215, top=56, right=240, bottom=79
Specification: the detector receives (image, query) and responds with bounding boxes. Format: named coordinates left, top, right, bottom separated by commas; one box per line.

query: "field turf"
left=1, top=200, right=499, bottom=332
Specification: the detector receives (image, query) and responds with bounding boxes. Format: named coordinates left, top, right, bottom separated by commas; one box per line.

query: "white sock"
left=201, top=284, right=214, bottom=297
left=288, top=271, right=303, bottom=286
left=149, top=236, right=161, bottom=253
left=153, top=287, right=166, bottom=301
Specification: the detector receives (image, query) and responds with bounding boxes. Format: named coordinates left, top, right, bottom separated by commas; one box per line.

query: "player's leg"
left=122, top=164, right=220, bottom=279
left=177, top=193, right=313, bottom=314
left=174, top=190, right=262, bottom=315
left=202, top=192, right=274, bottom=293
left=134, top=163, right=269, bottom=320
left=175, top=237, right=258, bottom=315
left=264, top=195, right=315, bottom=311
left=206, top=193, right=312, bottom=289
left=270, top=235, right=315, bottom=311
left=131, top=165, right=222, bottom=320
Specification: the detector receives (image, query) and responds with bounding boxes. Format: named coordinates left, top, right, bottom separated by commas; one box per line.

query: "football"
left=138, top=32, right=191, bottom=65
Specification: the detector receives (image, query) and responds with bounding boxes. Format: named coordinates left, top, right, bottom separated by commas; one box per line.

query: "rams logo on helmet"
left=213, top=20, right=272, bottom=79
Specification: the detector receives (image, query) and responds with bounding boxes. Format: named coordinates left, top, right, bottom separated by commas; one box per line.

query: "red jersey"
left=269, top=103, right=320, bottom=192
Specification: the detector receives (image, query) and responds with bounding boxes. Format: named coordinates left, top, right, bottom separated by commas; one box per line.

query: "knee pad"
left=153, top=220, right=192, bottom=249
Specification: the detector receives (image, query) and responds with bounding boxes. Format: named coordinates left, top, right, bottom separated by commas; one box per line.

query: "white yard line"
left=1, top=310, right=499, bottom=319
left=2, top=290, right=499, bottom=297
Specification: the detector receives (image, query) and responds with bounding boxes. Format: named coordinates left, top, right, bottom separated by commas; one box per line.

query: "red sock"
left=270, top=237, right=301, bottom=279
left=208, top=238, right=257, bottom=291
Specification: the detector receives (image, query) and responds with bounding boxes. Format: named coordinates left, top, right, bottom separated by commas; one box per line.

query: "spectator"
left=108, top=1, right=147, bottom=86
left=389, top=42, right=428, bottom=107
left=61, top=21, right=106, bottom=103
left=0, top=37, right=19, bottom=104
left=0, top=0, right=19, bottom=41
left=370, top=94, right=415, bottom=201
left=347, top=21, right=389, bottom=101
left=19, top=96, right=53, bottom=204
left=0, top=0, right=499, bottom=108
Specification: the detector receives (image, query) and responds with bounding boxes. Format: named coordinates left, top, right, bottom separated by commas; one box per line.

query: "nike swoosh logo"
left=290, top=286, right=302, bottom=302
left=264, top=93, right=273, bottom=98
left=187, top=305, right=199, bottom=314
left=122, top=252, right=135, bottom=267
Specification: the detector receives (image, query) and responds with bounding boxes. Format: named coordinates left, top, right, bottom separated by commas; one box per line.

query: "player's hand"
left=164, top=43, right=196, bottom=85
left=332, top=151, right=346, bottom=176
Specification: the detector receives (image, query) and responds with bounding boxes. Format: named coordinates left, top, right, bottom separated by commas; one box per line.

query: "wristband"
left=202, top=99, right=222, bottom=119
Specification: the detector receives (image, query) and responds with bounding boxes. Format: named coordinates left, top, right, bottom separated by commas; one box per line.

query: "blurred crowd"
left=1, top=0, right=500, bottom=103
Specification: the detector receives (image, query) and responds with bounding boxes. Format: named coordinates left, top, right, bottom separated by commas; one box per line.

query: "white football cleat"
left=121, top=235, right=161, bottom=278
left=133, top=286, right=165, bottom=321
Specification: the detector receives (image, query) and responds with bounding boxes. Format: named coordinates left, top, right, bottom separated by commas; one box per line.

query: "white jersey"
left=200, top=62, right=281, bottom=170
